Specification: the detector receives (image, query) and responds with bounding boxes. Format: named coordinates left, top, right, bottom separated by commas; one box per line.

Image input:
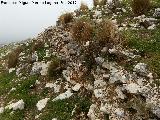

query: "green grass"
left=123, top=28, right=160, bottom=77
left=0, top=75, right=39, bottom=119
left=0, top=109, right=25, bottom=120
left=0, top=71, right=17, bottom=96
left=37, top=48, right=46, bottom=61
left=40, top=95, right=92, bottom=120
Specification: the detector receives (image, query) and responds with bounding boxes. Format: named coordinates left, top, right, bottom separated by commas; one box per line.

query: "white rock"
left=94, top=80, right=106, bottom=88
left=52, top=89, right=73, bottom=101
left=62, top=70, right=71, bottom=82
left=36, top=80, right=40, bottom=85
left=121, top=50, right=139, bottom=58
left=126, top=83, right=140, bottom=94
left=103, top=74, right=110, bottom=79
left=45, top=83, right=54, bottom=88
left=109, top=48, right=117, bottom=54
left=122, top=8, right=126, bottom=12
left=9, top=68, right=15, bottom=73
left=115, top=108, right=124, bottom=117
left=148, top=24, right=156, bottom=30
left=19, top=52, right=25, bottom=56
left=153, top=8, right=160, bottom=17
left=44, top=43, right=49, bottom=48
left=31, top=51, right=38, bottom=62
left=46, top=80, right=61, bottom=93
left=10, top=88, right=16, bottom=92
left=94, top=10, right=102, bottom=18
left=87, top=104, right=97, bottom=120
left=109, top=70, right=128, bottom=83
left=101, top=47, right=108, bottom=53
left=31, top=61, right=50, bottom=76
left=84, top=41, right=90, bottom=46
left=52, top=118, right=57, bottom=120
left=95, top=57, right=105, bottom=65
left=36, top=98, right=49, bottom=111
left=45, top=50, right=51, bottom=57
left=40, top=62, right=50, bottom=76
left=94, top=89, right=104, bottom=98
left=151, top=106, right=160, bottom=118
left=35, top=113, right=42, bottom=119
left=31, top=62, right=43, bottom=74
left=16, top=68, right=21, bottom=76
left=6, top=100, right=24, bottom=110
left=147, top=73, right=153, bottom=79
left=72, top=83, right=81, bottom=91
left=133, top=63, right=148, bottom=76
left=53, top=82, right=61, bottom=93
left=115, top=87, right=126, bottom=99
left=0, top=107, right=4, bottom=114
left=100, top=105, right=108, bottom=113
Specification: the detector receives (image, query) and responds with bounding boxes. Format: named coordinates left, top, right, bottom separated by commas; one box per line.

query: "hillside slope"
left=0, top=1, right=160, bottom=120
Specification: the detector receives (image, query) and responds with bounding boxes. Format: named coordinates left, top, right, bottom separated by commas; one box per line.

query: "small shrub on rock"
left=58, top=13, right=73, bottom=26
left=71, top=19, right=93, bottom=44
left=131, top=0, right=151, bottom=16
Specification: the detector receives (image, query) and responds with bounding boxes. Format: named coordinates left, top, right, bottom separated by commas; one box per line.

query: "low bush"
left=95, top=20, right=120, bottom=45
left=93, top=0, right=107, bottom=6
left=58, top=13, right=73, bottom=26
left=47, top=57, right=65, bottom=78
left=31, top=40, right=44, bottom=52
left=8, top=46, right=23, bottom=68
left=131, top=0, right=151, bottom=16
left=80, top=2, right=89, bottom=13
left=71, top=19, right=93, bottom=44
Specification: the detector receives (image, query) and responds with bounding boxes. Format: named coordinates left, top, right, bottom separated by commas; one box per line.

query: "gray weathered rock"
left=153, top=8, right=160, bottom=17
left=95, top=57, right=105, bottom=65
left=133, top=63, right=148, bottom=76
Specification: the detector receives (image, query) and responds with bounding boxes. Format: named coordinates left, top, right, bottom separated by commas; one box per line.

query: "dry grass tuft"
left=47, top=58, right=65, bottom=78
left=31, top=40, right=44, bottom=52
left=71, top=19, right=93, bottom=44
left=80, top=2, right=89, bottom=12
left=93, top=0, right=107, bottom=6
left=8, top=46, right=23, bottom=68
left=96, top=20, right=120, bottom=45
left=58, top=13, right=73, bottom=26
left=131, top=0, right=151, bottom=16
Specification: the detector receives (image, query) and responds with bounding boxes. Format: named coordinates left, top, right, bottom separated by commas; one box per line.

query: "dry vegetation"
left=58, top=13, right=73, bottom=26
left=7, top=46, right=23, bottom=68
left=95, top=20, right=121, bottom=45
left=131, top=0, right=151, bottom=16
left=47, top=57, right=65, bottom=78
left=93, top=0, right=107, bottom=6
left=31, top=40, right=44, bottom=52
left=71, top=19, right=93, bottom=44
left=80, top=2, right=89, bottom=12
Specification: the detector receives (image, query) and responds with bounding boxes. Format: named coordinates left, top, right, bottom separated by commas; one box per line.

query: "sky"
left=0, top=0, right=93, bottom=44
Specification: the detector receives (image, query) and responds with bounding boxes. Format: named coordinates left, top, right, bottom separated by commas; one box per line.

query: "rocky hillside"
left=0, top=0, right=160, bottom=120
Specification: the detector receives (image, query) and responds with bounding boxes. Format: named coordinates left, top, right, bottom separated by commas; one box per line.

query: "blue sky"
left=0, top=0, right=93, bottom=44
